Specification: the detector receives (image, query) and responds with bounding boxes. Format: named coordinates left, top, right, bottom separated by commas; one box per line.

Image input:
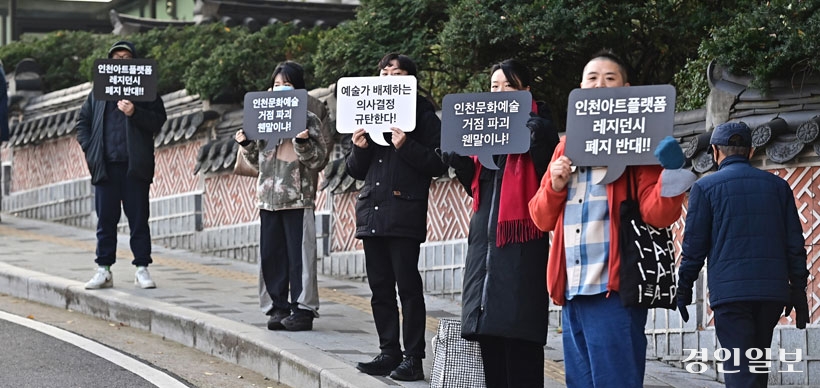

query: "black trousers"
left=94, top=162, right=152, bottom=267
left=713, top=301, right=784, bottom=388
left=478, top=335, right=544, bottom=388
left=362, top=237, right=426, bottom=358
left=260, top=208, right=305, bottom=312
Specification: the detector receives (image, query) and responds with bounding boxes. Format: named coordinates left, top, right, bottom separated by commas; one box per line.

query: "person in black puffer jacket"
left=347, top=53, right=447, bottom=382
left=75, top=40, right=167, bottom=291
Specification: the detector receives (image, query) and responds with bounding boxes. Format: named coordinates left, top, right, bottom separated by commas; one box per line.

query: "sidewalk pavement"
left=0, top=214, right=728, bottom=388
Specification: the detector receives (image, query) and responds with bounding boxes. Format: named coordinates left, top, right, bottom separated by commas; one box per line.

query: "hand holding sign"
left=564, top=85, right=676, bottom=185
left=242, top=89, right=308, bottom=152
left=336, top=76, right=417, bottom=147
left=439, top=91, right=532, bottom=170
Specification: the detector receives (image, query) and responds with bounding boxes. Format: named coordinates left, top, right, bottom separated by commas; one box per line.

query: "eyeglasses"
left=112, top=54, right=133, bottom=60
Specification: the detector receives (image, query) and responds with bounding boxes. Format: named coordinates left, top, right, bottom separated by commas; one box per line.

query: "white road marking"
left=0, top=310, right=189, bottom=388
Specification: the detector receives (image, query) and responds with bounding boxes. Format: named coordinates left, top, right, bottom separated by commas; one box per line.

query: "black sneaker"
left=266, top=309, right=290, bottom=331
left=281, top=310, right=314, bottom=331
left=356, top=353, right=402, bottom=376
left=389, top=356, right=424, bottom=381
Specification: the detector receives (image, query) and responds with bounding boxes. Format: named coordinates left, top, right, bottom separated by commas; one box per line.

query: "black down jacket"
left=345, top=96, right=447, bottom=242
left=75, top=92, right=166, bottom=185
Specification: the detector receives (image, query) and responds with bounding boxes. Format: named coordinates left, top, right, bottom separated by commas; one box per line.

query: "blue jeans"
left=562, top=292, right=648, bottom=388
left=94, top=162, right=152, bottom=267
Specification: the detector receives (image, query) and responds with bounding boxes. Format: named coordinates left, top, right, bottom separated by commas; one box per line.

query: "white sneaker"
left=134, top=266, right=156, bottom=289
left=85, top=267, right=113, bottom=289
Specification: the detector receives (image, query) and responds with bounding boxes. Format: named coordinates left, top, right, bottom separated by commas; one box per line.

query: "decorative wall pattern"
left=11, top=137, right=87, bottom=191
left=331, top=178, right=473, bottom=253
left=331, top=191, right=359, bottom=252
left=151, top=139, right=203, bottom=198
left=427, top=179, right=472, bottom=241
left=778, top=166, right=819, bottom=325
left=202, top=173, right=258, bottom=229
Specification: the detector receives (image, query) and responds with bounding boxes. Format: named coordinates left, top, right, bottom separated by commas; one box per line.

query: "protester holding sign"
left=527, top=50, right=687, bottom=388
left=440, top=59, right=558, bottom=388
left=235, top=61, right=331, bottom=332
left=76, top=40, right=167, bottom=290
left=348, top=53, right=447, bottom=382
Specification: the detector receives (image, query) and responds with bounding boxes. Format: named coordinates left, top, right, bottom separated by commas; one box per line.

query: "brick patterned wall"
left=202, top=173, right=257, bottom=229
left=776, top=166, right=818, bottom=325
left=11, top=137, right=87, bottom=191
left=151, top=140, right=203, bottom=198
left=331, top=178, right=472, bottom=253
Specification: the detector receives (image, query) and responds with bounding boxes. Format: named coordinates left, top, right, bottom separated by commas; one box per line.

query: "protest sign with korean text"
left=242, top=89, right=308, bottom=152
left=440, top=90, right=531, bottom=170
left=336, top=76, right=416, bottom=146
left=92, top=59, right=158, bottom=102
left=565, top=84, right=676, bottom=184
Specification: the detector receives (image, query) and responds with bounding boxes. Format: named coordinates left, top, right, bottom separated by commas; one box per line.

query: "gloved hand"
left=677, top=287, right=692, bottom=323
left=437, top=149, right=473, bottom=171
left=784, top=286, right=809, bottom=329
left=526, top=112, right=552, bottom=142
left=654, top=136, right=685, bottom=170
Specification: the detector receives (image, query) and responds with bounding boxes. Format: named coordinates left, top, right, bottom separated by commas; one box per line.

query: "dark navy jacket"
left=75, top=92, right=167, bottom=185
left=678, top=155, right=808, bottom=307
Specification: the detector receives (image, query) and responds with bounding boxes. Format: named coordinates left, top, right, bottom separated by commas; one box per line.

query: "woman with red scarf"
left=444, top=59, right=559, bottom=388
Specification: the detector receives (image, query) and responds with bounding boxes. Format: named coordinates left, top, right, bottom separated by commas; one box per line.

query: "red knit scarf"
left=470, top=101, right=544, bottom=247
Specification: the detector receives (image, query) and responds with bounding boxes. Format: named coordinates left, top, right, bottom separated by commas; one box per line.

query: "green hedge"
left=1, top=1, right=818, bottom=113
left=0, top=23, right=320, bottom=100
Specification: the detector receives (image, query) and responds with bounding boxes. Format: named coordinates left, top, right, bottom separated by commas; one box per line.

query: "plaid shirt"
left=563, top=166, right=610, bottom=299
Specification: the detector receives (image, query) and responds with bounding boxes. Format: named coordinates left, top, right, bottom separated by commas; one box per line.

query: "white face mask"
left=272, top=85, right=295, bottom=92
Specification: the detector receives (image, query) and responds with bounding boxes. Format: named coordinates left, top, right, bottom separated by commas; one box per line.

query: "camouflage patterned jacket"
left=240, top=111, right=331, bottom=211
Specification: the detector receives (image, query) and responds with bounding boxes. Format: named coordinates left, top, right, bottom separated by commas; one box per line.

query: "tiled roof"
left=676, top=61, right=820, bottom=172
left=193, top=108, right=243, bottom=175
left=110, top=10, right=195, bottom=35
left=193, top=0, right=357, bottom=29
left=7, top=81, right=217, bottom=150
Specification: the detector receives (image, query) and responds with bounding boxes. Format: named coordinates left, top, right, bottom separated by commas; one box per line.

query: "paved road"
left=0, top=215, right=736, bottom=388
left=0, top=310, right=188, bottom=388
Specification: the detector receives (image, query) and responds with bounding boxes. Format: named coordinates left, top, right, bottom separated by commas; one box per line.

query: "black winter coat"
left=346, top=96, right=447, bottom=242
left=456, top=103, right=559, bottom=345
left=75, top=92, right=167, bottom=185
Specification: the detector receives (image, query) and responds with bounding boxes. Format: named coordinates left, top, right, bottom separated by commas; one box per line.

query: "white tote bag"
left=430, top=319, right=486, bottom=388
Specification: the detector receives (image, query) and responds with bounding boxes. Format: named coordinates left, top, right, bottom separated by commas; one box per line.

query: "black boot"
left=281, top=309, right=314, bottom=331
left=266, top=308, right=290, bottom=331
left=389, top=356, right=424, bottom=381
left=356, top=353, right=402, bottom=376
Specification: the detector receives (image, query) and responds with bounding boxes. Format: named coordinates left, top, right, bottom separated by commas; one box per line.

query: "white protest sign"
left=336, top=76, right=417, bottom=146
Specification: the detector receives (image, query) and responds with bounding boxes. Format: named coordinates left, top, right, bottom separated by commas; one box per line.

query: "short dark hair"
left=269, top=61, right=306, bottom=90
left=588, top=49, right=630, bottom=83
left=490, top=59, right=531, bottom=90
left=716, top=142, right=752, bottom=158
left=377, top=53, right=417, bottom=76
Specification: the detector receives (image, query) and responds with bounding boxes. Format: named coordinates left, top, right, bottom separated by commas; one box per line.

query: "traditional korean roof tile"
left=193, top=0, right=357, bottom=30
left=676, top=61, right=820, bottom=172
left=7, top=81, right=217, bottom=150
left=109, top=10, right=195, bottom=35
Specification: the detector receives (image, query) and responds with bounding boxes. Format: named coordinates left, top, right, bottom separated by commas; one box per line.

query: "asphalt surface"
left=0, top=214, right=734, bottom=388
left=0, top=311, right=186, bottom=388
